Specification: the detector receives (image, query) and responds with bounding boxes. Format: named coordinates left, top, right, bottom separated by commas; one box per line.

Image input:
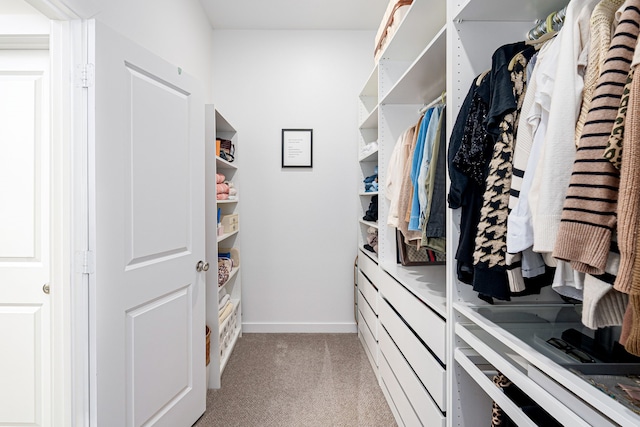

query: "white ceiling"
left=0, top=0, right=41, bottom=14
left=198, top=0, right=390, bottom=30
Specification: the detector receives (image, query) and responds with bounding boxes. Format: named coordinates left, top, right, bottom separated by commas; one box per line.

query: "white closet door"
left=87, top=19, right=206, bottom=427
left=0, top=49, right=52, bottom=427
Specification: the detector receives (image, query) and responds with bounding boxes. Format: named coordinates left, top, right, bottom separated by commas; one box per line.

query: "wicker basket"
left=205, top=325, right=211, bottom=366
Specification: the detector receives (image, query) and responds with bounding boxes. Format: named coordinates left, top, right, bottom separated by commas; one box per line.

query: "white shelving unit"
left=356, top=1, right=448, bottom=426
left=445, top=1, right=640, bottom=426
left=357, top=1, right=640, bottom=426
left=205, top=105, right=242, bottom=389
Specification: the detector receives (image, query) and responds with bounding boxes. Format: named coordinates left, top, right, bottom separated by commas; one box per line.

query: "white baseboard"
left=242, top=322, right=357, bottom=333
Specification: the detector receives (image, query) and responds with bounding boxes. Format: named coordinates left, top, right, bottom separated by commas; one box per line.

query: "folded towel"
left=216, top=173, right=225, bottom=184
left=216, top=193, right=229, bottom=200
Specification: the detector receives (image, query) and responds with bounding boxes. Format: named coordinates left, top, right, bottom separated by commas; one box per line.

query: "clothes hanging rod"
left=420, top=93, right=447, bottom=113
left=526, top=4, right=567, bottom=40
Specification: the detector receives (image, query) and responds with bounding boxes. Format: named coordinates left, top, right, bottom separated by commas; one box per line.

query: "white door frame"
left=24, top=1, right=89, bottom=426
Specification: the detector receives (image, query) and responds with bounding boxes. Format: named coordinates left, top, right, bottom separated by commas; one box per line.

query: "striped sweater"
left=575, top=0, right=625, bottom=144
left=554, top=0, right=640, bottom=275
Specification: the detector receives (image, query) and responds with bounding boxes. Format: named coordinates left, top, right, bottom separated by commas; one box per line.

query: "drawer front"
left=358, top=310, right=378, bottom=367
left=380, top=298, right=446, bottom=410
left=380, top=324, right=446, bottom=415
left=358, top=270, right=378, bottom=313
left=379, top=271, right=446, bottom=362
left=358, top=289, right=378, bottom=340
left=359, top=249, right=379, bottom=284
left=380, top=351, right=427, bottom=427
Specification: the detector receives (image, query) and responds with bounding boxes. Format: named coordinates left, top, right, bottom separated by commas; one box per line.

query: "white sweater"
left=533, top=0, right=599, bottom=253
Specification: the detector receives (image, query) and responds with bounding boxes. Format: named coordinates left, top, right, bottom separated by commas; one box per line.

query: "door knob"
left=43, top=283, right=50, bottom=294
left=196, top=261, right=209, bottom=272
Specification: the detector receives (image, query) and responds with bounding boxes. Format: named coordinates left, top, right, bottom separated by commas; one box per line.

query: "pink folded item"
left=216, top=183, right=229, bottom=194
left=216, top=173, right=225, bottom=184
left=216, top=193, right=229, bottom=200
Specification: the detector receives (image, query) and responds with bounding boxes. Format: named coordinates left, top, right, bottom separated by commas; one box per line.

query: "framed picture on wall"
left=282, top=129, right=313, bottom=168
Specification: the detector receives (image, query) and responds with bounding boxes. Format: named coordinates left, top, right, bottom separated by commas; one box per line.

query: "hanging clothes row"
left=386, top=99, right=447, bottom=261
left=448, top=0, right=640, bottom=356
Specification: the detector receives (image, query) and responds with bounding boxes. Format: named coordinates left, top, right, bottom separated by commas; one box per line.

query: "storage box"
left=220, top=214, right=239, bottom=233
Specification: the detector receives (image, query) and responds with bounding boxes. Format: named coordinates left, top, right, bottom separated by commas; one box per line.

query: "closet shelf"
left=216, top=199, right=238, bottom=204
left=454, top=0, right=563, bottom=22
left=360, top=219, right=378, bottom=229
left=380, top=25, right=446, bottom=105
left=359, top=191, right=379, bottom=196
left=359, top=149, right=378, bottom=163
left=455, top=348, right=540, bottom=427
left=219, top=323, right=241, bottom=375
left=454, top=303, right=640, bottom=426
left=217, top=229, right=238, bottom=243
left=216, top=156, right=237, bottom=170
left=377, top=0, right=446, bottom=62
left=455, top=323, right=592, bottom=427
left=360, top=64, right=379, bottom=98
left=359, top=105, right=379, bottom=130
left=218, top=267, right=239, bottom=292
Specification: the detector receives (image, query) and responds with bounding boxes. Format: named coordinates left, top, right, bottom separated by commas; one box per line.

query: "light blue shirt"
left=409, top=106, right=441, bottom=231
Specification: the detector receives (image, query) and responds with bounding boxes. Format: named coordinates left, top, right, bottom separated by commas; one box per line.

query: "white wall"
left=55, top=0, right=214, bottom=101
left=212, top=30, right=374, bottom=332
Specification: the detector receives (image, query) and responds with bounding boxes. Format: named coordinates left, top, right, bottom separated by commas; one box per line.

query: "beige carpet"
left=194, top=333, right=397, bottom=427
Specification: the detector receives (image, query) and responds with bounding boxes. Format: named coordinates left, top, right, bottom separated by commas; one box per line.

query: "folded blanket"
left=218, top=294, right=230, bottom=311
left=219, top=300, right=231, bottom=316
left=217, top=183, right=229, bottom=194
left=219, top=302, right=234, bottom=325
left=216, top=173, right=225, bottom=184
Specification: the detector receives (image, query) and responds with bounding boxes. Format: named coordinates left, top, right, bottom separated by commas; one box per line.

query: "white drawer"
left=358, top=310, right=378, bottom=367
left=358, top=289, right=378, bottom=340
left=359, top=249, right=379, bottom=284
left=358, top=270, right=378, bottom=313
left=380, top=323, right=446, bottom=415
left=379, top=350, right=427, bottom=427
left=379, top=271, right=446, bottom=362
left=380, top=298, right=446, bottom=411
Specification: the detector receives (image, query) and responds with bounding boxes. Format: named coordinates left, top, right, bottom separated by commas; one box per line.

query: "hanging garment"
left=533, top=0, right=599, bottom=254
left=621, top=46, right=640, bottom=355
left=407, top=108, right=435, bottom=233
left=449, top=74, right=491, bottom=285
left=397, top=115, right=425, bottom=242
left=509, top=35, right=561, bottom=255
left=387, top=126, right=416, bottom=228
left=582, top=243, right=628, bottom=328
left=554, top=0, right=640, bottom=277
left=473, top=45, right=536, bottom=301
left=422, top=108, right=447, bottom=253
left=575, top=0, right=626, bottom=143
left=603, top=69, right=633, bottom=169
left=415, top=105, right=443, bottom=231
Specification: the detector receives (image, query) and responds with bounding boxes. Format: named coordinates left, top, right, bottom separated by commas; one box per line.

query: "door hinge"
left=75, top=250, right=95, bottom=275
left=76, top=63, right=95, bottom=88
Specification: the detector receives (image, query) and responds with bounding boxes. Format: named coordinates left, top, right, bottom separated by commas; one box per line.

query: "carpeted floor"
left=193, top=333, right=397, bottom=427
